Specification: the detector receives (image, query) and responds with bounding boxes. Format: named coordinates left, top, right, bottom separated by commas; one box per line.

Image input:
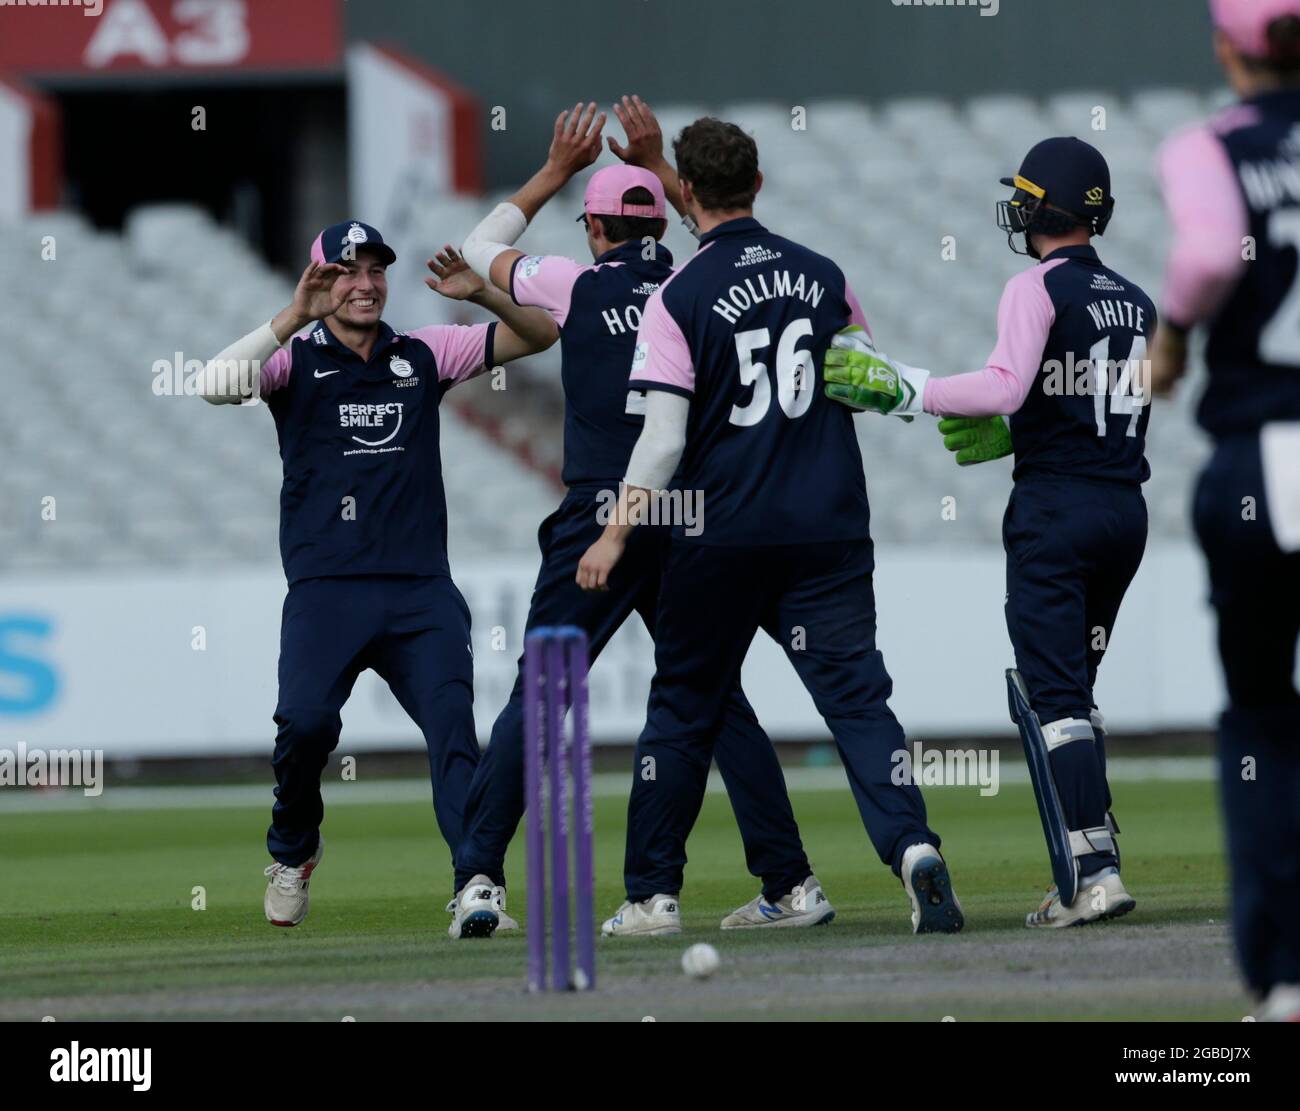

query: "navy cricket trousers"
left=1003, top=477, right=1147, bottom=877
left=454, top=489, right=812, bottom=900
left=625, top=536, right=937, bottom=902
left=268, top=575, right=479, bottom=867
left=1195, top=436, right=1300, bottom=996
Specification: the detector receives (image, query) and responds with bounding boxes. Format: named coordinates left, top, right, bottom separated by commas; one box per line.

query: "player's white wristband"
left=463, top=202, right=528, bottom=280
left=681, top=213, right=701, bottom=240
left=892, top=361, right=931, bottom=418
left=199, top=319, right=280, bottom=405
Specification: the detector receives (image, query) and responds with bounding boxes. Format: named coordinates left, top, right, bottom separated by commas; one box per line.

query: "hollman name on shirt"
left=711, top=270, right=827, bottom=324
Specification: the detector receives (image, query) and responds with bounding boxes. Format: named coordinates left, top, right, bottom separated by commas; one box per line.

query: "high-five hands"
left=425, top=245, right=486, bottom=301
left=608, top=94, right=666, bottom=167
left=546, top=101, right=607, bottom=180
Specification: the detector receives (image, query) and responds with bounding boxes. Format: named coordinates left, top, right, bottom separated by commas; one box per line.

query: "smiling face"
left=331, top=246, right=388, bottom=328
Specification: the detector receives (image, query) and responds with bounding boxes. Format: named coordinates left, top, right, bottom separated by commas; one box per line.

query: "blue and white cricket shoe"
left=720, top=875, right=835, bottom=929
left=902, top=842, right=964, bottom=934
left=601, top=895, right=681, bottom=937
left=447, top=874, right=500, bottom=939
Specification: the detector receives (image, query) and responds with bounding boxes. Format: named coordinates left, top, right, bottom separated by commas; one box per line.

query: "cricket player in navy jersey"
left=1148, top=0, right=1300, bottom=1021
left=448, top=100, right=829, bottom=938
left=823, top=137, right=1155, bottom=928
left=577, top=118, right=963, bottom=937
left=199, top=220, right=558, bottom=927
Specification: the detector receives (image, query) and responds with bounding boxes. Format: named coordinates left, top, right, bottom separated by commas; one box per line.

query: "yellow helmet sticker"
left=1013, top=175, right=1046, bottom=199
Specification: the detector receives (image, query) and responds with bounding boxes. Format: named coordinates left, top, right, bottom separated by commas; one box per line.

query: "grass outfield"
left=0, top=773, right=1246, bottom=1021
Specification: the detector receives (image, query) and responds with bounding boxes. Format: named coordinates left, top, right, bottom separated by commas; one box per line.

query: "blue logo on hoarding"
left=0, top=615, right=59, bottom=716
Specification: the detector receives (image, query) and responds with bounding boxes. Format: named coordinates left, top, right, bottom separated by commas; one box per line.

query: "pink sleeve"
left=510, top=254, right=589, bottom=326
left=845, top=281, right=873, bottom=339
left=259, top=346, right=292, bottom=397
left=409, top=323, right=494, bottom=387
left=1156, top=122, right=1250, bottom=328
left=922, top=264, right=1058, bottom=418
left=629, top=290, right=694, bottom=395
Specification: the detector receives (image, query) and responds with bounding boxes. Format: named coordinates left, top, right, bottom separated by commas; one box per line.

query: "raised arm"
left=462, top=102, right=607, bottom=293
left=425, top=245, right=558, bottom=362
left=608, top=95, right=690, bottom=224
left=199, top=261, right=345, bottom=404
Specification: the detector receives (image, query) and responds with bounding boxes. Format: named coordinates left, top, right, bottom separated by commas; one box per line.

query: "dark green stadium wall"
left=345, top=0, right=1220, bottom=186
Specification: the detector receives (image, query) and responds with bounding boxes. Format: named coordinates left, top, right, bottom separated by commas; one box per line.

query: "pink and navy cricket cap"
left=309, top=220, right=397, bottom=265
left=1211, top=0, right=1300, bottom=58
left=580, top=165, right=666, bottom=221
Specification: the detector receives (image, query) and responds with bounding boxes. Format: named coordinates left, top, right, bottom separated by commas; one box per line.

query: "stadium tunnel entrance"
left=52, top=81, right=348, bottom=271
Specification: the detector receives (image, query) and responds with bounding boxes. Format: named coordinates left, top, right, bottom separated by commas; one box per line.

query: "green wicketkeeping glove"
left=937, top=416, right=1013, bottom=466
left=823, top=326, right=927, bottom=422
left=823, top=327, right=904, bottom=414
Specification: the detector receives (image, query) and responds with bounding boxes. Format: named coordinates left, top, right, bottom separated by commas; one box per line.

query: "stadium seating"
left=5, top=89, right=1218, bottom=573
left=4, top=205, right=557, bottom=574
left=407, top=87, right=1216, bottom=551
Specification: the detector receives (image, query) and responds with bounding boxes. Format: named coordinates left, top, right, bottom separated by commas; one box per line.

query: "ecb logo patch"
left=520, top=255, right=543, bottom=279
left=390, top=356, right=414, bottom=378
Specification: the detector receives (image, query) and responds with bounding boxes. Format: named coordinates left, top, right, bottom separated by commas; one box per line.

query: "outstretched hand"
left=608, top=94, right=666, bottom=168
left=545, top=101, right=607, bottom=180
left=425, top=245, right=485, bottom=301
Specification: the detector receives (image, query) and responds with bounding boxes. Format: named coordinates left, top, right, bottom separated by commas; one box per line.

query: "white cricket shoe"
left=720, top=875, right=835, bottom=929
left=601, top=894, right=681, bottom=937
left=264, top=837, right=324, bottom=927
left=1259, top=983, right=1300, bottom=1022
left=444, top=883, right=517, bottom=933
left=490, top=885, right=519, bottom=932
left=1025, top=866, right=1135, bottom=928
left=447, top=874, right=500, bottom=939
left=902, top=842, right=964, bottom=934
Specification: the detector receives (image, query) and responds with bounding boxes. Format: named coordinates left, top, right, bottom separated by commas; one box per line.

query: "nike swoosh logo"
left=314, top=369, right=341, bottom=379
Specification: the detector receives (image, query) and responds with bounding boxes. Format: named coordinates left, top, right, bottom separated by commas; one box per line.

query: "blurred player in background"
left=450, top=100, right=830, bottom=939
left=823, top=138, right=1154, bottom=928
left=578, top=118, right=963, bottom=937
left=1149, top=0, right=1300, bottom=1021
left=199, top=222, right=557, bottom=927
